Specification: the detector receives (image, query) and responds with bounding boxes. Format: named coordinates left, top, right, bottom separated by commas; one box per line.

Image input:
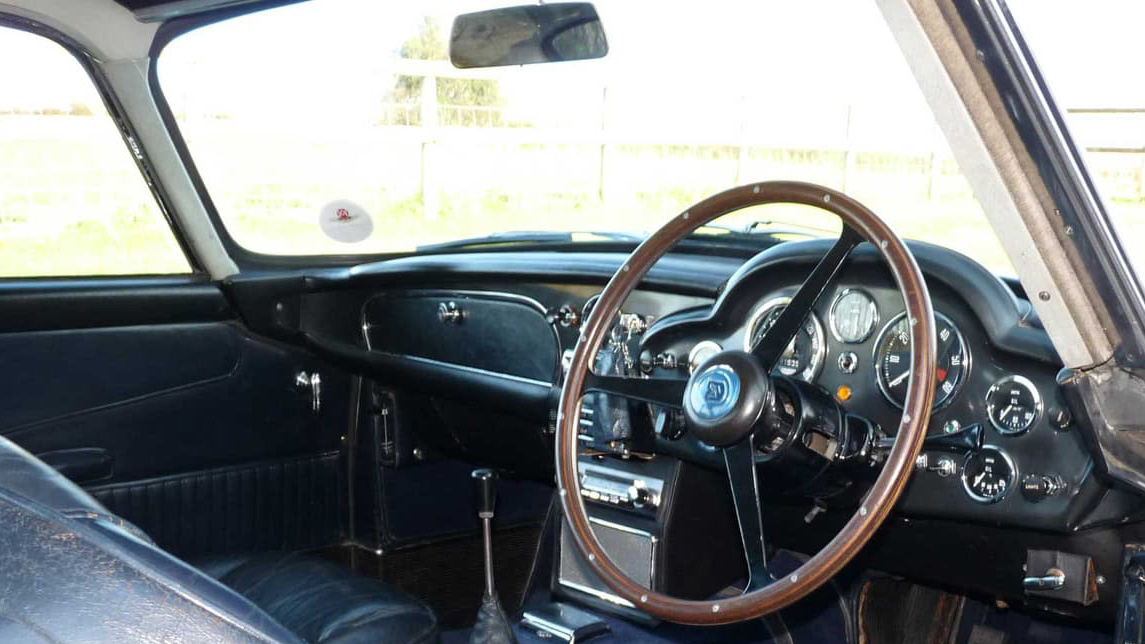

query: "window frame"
left=0, top=12, right=203, bottom=280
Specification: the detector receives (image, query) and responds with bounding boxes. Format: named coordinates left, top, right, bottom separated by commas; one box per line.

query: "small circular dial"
left=962, top=447, right=1016, bottom=503
left=745, top=298, right=826, bottom=383
left=874, top=312, right=968, bottom=411
left=985, top=375, right=1042, bottom=435
left=830, top=289, right=879, bottom=343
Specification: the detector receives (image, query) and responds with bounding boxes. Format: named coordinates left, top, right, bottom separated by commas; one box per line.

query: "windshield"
left=158, top=0, right=1012, bottom=274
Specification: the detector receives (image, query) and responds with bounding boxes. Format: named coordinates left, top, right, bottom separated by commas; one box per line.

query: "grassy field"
left=2, top=114, right=1143, bottom=279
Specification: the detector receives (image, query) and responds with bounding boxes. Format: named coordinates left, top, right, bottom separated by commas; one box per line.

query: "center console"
left=550, top=453, right=745, bottom=622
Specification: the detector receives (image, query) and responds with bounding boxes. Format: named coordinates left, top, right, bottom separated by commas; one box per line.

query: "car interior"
left=1, top=0, right=1144, bottom=643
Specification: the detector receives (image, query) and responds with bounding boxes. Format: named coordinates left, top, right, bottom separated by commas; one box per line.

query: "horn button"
left=683, top=350, right=771, bottom=447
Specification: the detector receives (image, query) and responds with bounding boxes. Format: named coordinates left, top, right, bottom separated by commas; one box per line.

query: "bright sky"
left=144, top=0, right=953, bottom=157
left=3, top=1, right=1140, bottom=134
left=1008, top=0, right=1145, bottom=108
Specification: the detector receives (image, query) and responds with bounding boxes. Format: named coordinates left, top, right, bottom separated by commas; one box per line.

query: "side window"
left=0, top=26, right=191, bottom=277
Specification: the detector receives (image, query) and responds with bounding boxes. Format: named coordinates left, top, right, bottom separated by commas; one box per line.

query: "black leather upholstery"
left=0, top=435, right=299, bottom=643
left=196, top=552, right=440, bottom=644
left=0, top=433, right=439, bottom=643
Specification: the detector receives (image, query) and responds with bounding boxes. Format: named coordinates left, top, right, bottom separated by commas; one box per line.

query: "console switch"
left=1021, top=473, right=1066, bottom=502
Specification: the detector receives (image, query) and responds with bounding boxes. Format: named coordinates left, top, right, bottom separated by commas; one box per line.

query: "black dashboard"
left=251, top=238, right=1145, bottom=621
left=310, top=238, right=1116, bottom=532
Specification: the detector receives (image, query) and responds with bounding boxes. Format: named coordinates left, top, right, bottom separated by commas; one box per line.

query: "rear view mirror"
left=449, top=3, right=608, bottom=69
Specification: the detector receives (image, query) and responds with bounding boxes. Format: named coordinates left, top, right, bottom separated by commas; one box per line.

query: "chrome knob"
left=627, top=481, right=654, bottom=508
left=438, top=301, right=464, bottom=324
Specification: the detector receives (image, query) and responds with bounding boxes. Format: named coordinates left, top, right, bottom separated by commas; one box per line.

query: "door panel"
left=0, top=281, right=349, bottom=558
left=0, top=323, right=241, bottom=434
left=88, top=450, right=341, bottom=558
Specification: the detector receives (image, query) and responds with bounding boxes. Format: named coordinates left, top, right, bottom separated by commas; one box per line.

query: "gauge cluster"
left=637, top=264, right=1091, bottom=528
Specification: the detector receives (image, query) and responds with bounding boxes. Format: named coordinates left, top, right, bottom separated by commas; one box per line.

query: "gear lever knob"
left=472, top=468, right=498, bottom=519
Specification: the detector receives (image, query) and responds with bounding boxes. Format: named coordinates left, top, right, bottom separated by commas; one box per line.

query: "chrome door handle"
left=295, top=371, right=321, bottom=414
left=1023, top=567, right=1066, bottom=591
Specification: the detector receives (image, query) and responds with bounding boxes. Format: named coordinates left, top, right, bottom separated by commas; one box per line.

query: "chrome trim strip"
left=559, top=579, right=637, bottom=609
left=520, top=613, right=575, bottom=641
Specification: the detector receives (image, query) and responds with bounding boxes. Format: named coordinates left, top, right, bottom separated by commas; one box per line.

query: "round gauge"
left=688, top=340, right=722, bottom=373
left=962, top=446, right=1016, bottom=503
left=744, top=297, right=827, bottom=383
left=985, top=375, right=1042, bottom=435
left=829, top=289, right=879, bottom=344
left=874, top=312, right=969, bottom=411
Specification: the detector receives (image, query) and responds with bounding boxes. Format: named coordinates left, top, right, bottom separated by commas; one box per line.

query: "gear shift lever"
left=470, top=469, right=517, bottom=644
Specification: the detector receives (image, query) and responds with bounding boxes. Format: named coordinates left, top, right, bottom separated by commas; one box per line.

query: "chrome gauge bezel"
left=872, top=311, right=970, bottom=413
left=829, top=288, right=880, bottom=344
left=985, top=374, right=1043, bottom=436
left=744, top=296, right=827, bottom=383
left=961, top=445, right=1017, bottom=504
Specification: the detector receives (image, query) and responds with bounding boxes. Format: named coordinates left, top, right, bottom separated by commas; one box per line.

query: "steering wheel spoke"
left=582, top=371, right=687, bottom=408
left=751, top=225, right=862, bottom=370
left=723, top=438, right=772, bottom=592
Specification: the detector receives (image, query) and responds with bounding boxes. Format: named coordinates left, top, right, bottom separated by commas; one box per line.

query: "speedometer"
left=874, top=311, right=968, bottom=411
left=745, top=297, right=826, bottom=383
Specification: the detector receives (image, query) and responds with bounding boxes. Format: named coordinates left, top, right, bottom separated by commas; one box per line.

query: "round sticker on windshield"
left=318, top=199, right=374, bottom=243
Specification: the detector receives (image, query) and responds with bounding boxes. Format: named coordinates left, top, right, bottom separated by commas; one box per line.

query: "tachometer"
left=874, top=311, right=968, bottom=411
left=745, top=297, right=826, bottom=383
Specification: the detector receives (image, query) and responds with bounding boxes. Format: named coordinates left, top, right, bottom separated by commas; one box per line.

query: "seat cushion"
left=197, top=552, right=440, bottom=644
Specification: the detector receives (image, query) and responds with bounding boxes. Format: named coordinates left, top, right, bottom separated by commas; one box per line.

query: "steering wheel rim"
left=556, top=181, right=937, bottom=625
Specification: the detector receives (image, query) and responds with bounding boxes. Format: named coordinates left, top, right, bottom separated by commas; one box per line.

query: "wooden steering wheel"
left=556, top=181, right=937, bottom=624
